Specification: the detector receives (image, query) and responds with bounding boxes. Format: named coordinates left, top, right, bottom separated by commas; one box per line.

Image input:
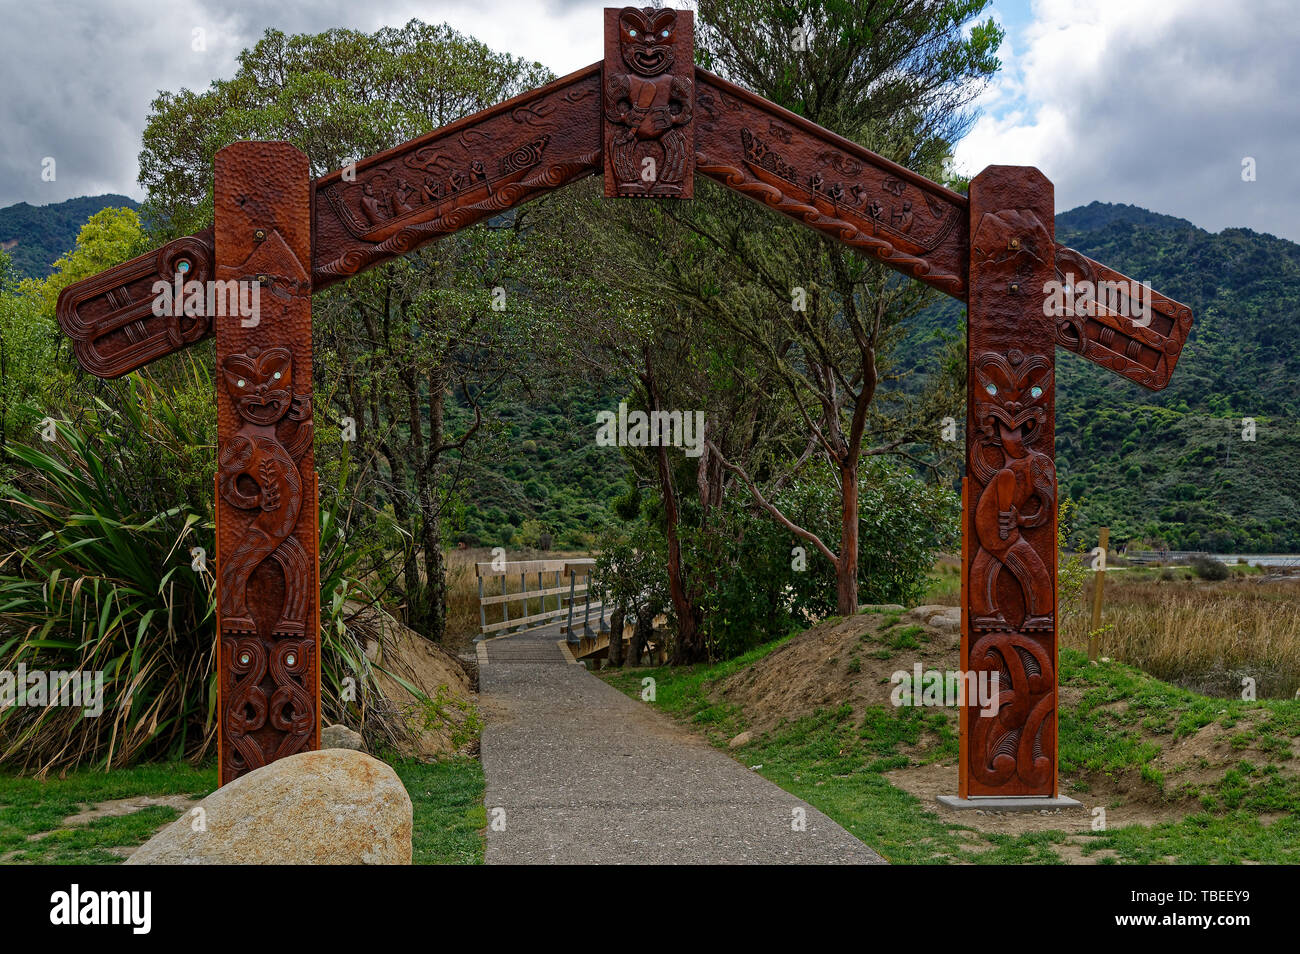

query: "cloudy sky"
left=3, top=0, right=1297, bottom=240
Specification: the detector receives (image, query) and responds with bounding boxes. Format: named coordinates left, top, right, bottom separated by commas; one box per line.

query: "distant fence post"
left=566, top=570, right=576, bottom=634
left=1089, top=526, right=1109, bottom=662
left=478, top=574, right=486, bottom=632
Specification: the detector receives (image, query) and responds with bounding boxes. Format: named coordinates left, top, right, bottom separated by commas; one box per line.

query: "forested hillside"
left=0, top=195, right=140, bottom=278
left=1053, top=203, right=1300, bottom=550
left=900, top=202, right=1300, bottom=551
left=445, top=380, right=628, bottom=549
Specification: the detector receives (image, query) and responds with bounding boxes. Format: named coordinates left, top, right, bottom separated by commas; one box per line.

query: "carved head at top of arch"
left=617, top=7, right=679, bottom=76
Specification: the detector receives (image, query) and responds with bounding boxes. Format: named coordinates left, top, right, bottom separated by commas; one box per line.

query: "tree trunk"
left=418, top=377, right=448, bottom=643
left=631, top=606, right=654, bottom=666
left=607, top=606, right=625, bottom=668
left=419, top=502, right=447, bottom=644
left=662, top=507, right=702, bottom=663
left=647, top=371, right=704, bottom=664
left=837, top=460, right=859, bottom=616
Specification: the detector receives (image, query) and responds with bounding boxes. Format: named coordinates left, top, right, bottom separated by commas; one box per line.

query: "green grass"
left=1058, top=649, right=1300, bottom=803
left=0, top=755, right=487, bottom=865
left=602, top=637, right=1300, bottom=865
left=0, top=762, right=215, bottom=864
left=392, top=756, right=486, bottom=865
left=921, top=562, right=961, bottom=603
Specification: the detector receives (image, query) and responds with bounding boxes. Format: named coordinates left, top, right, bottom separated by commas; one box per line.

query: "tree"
left=135, top=21, right=553, bottom=641
left=663, top=0, right=999, bottom=615
left=529, top=189, right=801, bottom=662
left=1, top=208, right=149, bottom=455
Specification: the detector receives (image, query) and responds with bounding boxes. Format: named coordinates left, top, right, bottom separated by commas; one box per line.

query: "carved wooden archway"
left=57, top=8, right=1191, bottom=799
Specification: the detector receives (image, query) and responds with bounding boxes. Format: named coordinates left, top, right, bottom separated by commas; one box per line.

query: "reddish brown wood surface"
left=54, top=52, right=1193, bottom=389
left=213, top=142, right=319, bottom=785
left=1052, top=245, right=1192, bottom=390
left=56, top=63, right=607, bottom=379
left=55, top=230, right=215, bottom=378
left=313, top=63, right=603, bottom=286
left=603, top=6, right=694, bottom=198
left=962, top=166, right=1058, bottom=797
left=692, top=70, right=969, bottom=297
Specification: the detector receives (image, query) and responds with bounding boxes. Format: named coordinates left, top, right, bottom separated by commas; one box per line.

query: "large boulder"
left=906, top=604, right=961, bottom=633
left=126, top=749, right=412, bottom=865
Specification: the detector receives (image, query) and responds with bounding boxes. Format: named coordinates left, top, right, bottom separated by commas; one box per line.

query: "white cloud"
left=954, top=0, right=1300, bottom=239
left=3, top=0, right=1293, bottom=242
left=0, top=0, right=612, bottom=209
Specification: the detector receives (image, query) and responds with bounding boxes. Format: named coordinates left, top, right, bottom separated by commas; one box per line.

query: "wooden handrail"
left=476, top=555, right=601, bottom=637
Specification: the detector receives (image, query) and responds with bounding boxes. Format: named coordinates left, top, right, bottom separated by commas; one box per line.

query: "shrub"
left=0, top=371, right=388, bottom=773
left=777, top=457, right=961, bottom=618
left=1190, top=555, right=1230, bottom=581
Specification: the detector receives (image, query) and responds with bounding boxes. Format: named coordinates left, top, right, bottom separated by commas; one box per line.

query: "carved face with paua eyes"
left=618, top=7, right=677, bottom=76
left=222, top=346, right=293, bottom=426
left=974, top=349, right=1051, bottom=459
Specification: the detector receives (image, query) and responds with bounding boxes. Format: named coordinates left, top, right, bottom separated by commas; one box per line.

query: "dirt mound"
left=712, top=602, right=1299, bottom=852
left=346, top=603, right=480, bottom=759
left=718, top=606, right=961, bottom=738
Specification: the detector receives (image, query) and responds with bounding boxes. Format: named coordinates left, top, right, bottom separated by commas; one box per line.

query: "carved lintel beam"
left=313, top=62, right=604, bottom=283
left=55, top=49, right=1192, bottom=393
left=56, top=63, right=605, bottom=378
left=691, top=68, right=969, bottom=297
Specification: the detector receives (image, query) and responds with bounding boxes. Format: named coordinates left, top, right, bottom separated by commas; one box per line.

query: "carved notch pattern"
left=1052, top=245, right=1193, bottom=391
left=55, top=233, right=215, bottom=379
left=322, top=135, right=551, bottom=244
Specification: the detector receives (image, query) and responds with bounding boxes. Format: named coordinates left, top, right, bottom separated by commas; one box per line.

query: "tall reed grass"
left=1062, top=574, right=1300, bottom=698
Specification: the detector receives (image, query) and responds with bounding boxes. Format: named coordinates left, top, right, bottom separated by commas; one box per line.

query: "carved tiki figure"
left=604, top=6, right=694, bottom=195
left=218, top=344, right=316, bottom=775
left=969, top=349, right=1056, bottom=632
left=217, top=345, right=313, bottom=637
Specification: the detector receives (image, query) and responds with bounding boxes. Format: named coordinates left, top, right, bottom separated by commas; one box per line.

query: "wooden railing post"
left=566, top=570, right=577, bottom=634
left=478, top=574, right=486, bottom=632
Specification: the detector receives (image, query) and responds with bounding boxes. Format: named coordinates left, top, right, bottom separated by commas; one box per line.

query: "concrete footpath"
left=477, top=627, right=885, bottom=864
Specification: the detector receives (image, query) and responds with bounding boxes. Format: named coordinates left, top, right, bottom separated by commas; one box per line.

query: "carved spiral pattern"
left=968, top=631, right=1055, bottom=790
left=224, top=636, right=269, bottom=774
left=269, top=639, right=315, bottom=760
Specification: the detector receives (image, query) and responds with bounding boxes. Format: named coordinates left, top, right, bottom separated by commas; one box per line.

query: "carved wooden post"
left=214, top=142, right=319, bottom=785
left=960, top=166, right=1062, bottom=800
